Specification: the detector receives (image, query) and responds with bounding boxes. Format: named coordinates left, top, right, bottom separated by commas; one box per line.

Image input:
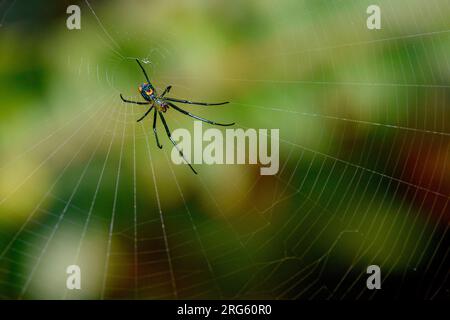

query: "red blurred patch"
left=397, top=138, right=449, bottom=225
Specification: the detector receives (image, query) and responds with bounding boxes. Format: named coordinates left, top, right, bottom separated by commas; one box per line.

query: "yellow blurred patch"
left=0, top=159, right=51, bottom=226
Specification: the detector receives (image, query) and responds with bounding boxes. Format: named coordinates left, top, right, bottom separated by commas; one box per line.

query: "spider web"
left=0, top=0, right=448, bottom=300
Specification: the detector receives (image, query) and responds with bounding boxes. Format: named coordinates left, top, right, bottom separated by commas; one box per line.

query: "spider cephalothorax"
left=120, top=59, right=235, bottom=174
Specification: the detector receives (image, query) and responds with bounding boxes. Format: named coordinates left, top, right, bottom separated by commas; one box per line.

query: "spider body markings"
left=120, top=59, right=235, bottom=174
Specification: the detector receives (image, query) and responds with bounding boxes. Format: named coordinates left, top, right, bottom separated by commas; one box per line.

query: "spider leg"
left=120, top=94, right=149, bottom=105
left=152, top=108, right=163, bottom=149
left=160, top=86, right=172, bottom=97
left=167, top=102, right=235, bottom=126
left=165, top=97, right=229, bottom=106
left=158, top=111, right=198, bottom=174
left=136, top=105, right=154, bottom=122
left=136, top=59, right=151, bottom=84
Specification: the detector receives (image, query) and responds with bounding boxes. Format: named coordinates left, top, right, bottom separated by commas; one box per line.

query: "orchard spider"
left=120, top=59, right=234, bottom=174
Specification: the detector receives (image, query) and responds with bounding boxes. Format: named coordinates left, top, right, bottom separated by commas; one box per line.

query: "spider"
left=120, top=59, right=234, bottom=174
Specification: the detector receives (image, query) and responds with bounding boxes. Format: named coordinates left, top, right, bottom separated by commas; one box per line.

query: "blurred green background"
left=0, top=0, right=449, bottom=299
